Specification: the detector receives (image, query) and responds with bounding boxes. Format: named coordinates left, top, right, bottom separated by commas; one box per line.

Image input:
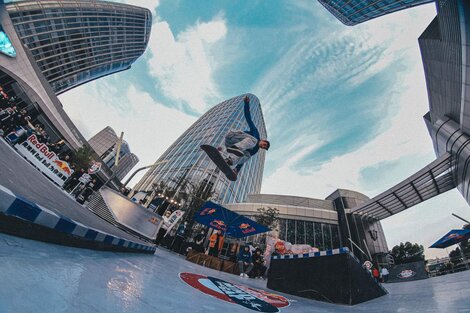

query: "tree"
left=391, top=242, right=425, bottom=264
left=73, top=145, right=93, bottom=172
left=254, top=207, right=279, bottom=229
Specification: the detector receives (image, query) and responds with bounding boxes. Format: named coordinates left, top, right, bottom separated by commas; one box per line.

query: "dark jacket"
left=237, top=248, right=252, bottom=263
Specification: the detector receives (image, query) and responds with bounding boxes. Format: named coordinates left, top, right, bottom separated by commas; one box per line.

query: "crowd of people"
left=0, top=84, right=101, bottom=204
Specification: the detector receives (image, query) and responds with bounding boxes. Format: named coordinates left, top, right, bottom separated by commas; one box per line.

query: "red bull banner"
left=15, top=134, right=74, bottom=186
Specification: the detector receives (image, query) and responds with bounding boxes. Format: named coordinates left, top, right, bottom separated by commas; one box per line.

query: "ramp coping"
left=0, top=184, right=156, bottom=253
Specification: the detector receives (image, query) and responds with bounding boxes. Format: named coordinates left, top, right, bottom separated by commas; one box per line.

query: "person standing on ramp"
left=201, top=95, right=270, bottom=181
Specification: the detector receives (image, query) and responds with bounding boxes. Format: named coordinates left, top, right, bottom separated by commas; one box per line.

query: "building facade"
left=226, top=190, right=388, bottom=262
left=6, top=0, right=151, bottom=94
left=0, top=0, right=151, bottom=150
left=420, top=0, right=470, bottom=205
left=89, top=126, right=139, bottom=181
left=133, top=94, right=267, bottom=205
left=318, top=0, right=434, bottom=26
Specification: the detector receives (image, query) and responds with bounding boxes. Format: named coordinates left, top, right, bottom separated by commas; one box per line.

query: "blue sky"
left=59, top=0, right=470, bottom=259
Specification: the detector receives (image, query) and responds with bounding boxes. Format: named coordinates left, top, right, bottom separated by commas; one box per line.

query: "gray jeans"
left=238, top=261, right=253, bottom=274
left=224, top=130, right=257, bottom=168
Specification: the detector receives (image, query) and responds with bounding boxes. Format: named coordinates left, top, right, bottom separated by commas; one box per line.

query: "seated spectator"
left=250, top=248, right=267, bottom=279
left=237, top=245, right=253, bottom=278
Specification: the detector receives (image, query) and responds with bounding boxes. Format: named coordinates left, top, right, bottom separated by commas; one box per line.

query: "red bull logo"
left=200, top=208, right=217, bottom=216
left=239, top=223, right=256, bottom=234
left=210, top=219, right=227, bottom=231
left=27, top=134, right=56, bottom=159
left=447, top=233, right=464, bottom=240
left=53, top=159, right=72, bottom=175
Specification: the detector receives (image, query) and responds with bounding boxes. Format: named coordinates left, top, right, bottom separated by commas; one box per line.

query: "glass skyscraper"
left=89, top=126, right=139, bottom=181
left=318, top=0, right=434, bottom=26
left=0, top=0, right=151, bottom=149
left=134, top=94, right=267, bottom=204
left=5, top=0, right=151, bottom=94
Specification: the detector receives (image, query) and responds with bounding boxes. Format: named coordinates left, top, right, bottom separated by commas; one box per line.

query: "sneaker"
left=240, top=273, right=244, bottom=277
left=225, top=158, right=233, bottom=166
left=243, top=273, right=249, bottom=277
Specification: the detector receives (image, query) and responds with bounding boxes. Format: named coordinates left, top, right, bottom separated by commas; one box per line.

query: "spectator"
left=63, top=168, right=84, bottom=192
left=172, top=221, right=187, bottom=254
left=208, top=230, right=223, bottom=257
left=238, top=245, right=253, bottom=278
left=381, top=267, right=389, bottom=283
left=251, top=248, right=267, bottom=279
left=192, top=230, right=206, bottom=253
left=372, top=267, right=380, bottom=283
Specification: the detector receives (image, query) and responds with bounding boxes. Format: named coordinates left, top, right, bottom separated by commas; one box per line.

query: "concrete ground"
left=1, top=232, right=469, bottom=313
left=0, top=139, right=149, bottom=245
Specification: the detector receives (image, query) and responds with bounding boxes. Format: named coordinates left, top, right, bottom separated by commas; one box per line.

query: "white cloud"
left=147, top=15, right=228, bottom=113
left=58, top=81, right=196, bottom=185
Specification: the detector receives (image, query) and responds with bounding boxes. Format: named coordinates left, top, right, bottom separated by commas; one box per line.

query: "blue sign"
left=0, top=25, right=16, bottom=58
left=430, top=229, right=470, bottom=248
left=195, top=201, right=270, bottom=238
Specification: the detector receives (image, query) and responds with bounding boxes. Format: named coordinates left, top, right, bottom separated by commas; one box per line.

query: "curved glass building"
left=134, top=94, right=267, bottom=204
left=318, top=0, right=434, bottom=26
left=6, top=0, right=152, bottom=94
left=0, top=0, right=151, bottom=149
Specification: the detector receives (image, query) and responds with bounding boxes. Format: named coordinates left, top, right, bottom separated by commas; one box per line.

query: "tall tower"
left=134, top=94, right=267, bottom=204
left=6, top=0, right=152, bottom=94
left=318, top=0, right=434, bottom=26
left=0, top=0, right=151, bottom=149
left=89, top=126, right=139, bottom=180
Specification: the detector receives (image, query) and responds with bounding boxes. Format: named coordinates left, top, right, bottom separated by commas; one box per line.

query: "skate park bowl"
left=387, top=260, right=428, bottom=283
left=87, top=186, right=162, bottom=241
left=267, top=248, right=388, bottom=305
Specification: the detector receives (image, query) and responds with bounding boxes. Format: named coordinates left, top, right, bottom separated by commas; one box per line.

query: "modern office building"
left=318, top=0, right=468, bottom=235
left=89, top=126, right=139, bottom=180
left=0, top=0, right=151, bottom=149
left=133, top=94, right=267, bottom=205
left=226, top=190, right=388, bottom=263
left=318, top=0, right=434, bottom=26
left=419, top=0, right=470, bottom=205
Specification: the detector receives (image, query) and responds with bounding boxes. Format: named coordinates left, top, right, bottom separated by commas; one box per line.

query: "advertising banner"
left=15, top=134, right=74, bottom=186
left=164, top=210, right=184, bottom=236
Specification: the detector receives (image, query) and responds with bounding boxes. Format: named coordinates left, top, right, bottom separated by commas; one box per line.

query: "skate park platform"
left=268, top=248, right=388, bottom=305
left=0, top=139, right=155, bottom=253
left=1, top=232, right=470, bottom=313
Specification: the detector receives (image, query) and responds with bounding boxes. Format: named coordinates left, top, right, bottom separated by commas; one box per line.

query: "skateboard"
left=201, top=144, right=237, bottom=181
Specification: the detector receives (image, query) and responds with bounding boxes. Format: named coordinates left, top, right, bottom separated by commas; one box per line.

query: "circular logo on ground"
left=397, top=269, right=416, bottom=279
left=179, top=272, right=290, bottom=312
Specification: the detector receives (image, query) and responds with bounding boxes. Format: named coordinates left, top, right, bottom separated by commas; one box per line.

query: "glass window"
left=287, top=219, right=295, bottom=244
left=295, top=220, right=305, bottom=244
left=314, top=222, right=323, bottom=250
left=305, top=221, right=314, bottom=247
left=323, top=223, right=332, bottom=250
left=331, top=224, right=340, bottom=249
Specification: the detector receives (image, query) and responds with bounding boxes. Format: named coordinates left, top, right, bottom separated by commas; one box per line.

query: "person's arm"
left=243, top=96, right=260, bottom=140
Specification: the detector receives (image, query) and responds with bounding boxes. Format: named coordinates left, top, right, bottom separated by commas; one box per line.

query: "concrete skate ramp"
left=267, top=249, right=387, bottom=305
left=387, top=261, right=428, bottom=283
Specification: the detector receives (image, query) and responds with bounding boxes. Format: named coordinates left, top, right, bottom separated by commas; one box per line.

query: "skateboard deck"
left=201, top=144, right=237, bottom=181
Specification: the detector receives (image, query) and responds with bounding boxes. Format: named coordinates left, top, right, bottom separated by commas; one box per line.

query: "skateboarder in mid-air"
left=201, top=95, right=270, bottom=181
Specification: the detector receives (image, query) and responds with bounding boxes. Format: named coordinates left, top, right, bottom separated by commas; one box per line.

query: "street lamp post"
left=126, top=159, right=168, bottom=201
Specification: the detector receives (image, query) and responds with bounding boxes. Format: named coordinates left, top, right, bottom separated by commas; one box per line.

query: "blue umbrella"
left=195, top=201, right=270, bottom=238
left=429, top=229, right=470, bottom=248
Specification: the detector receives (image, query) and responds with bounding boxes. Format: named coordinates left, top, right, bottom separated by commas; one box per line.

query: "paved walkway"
left=1, top=233, right=469, bottom=313
left=0, top=139, right=149, bottom=245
